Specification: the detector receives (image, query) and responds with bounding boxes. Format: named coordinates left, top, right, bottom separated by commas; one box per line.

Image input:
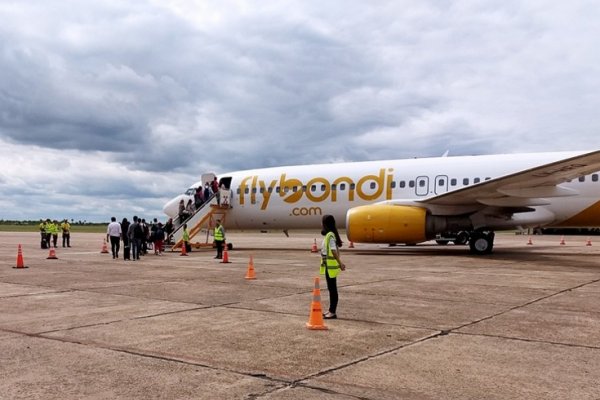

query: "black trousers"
left=325, top=273, right=338, bottom=314
left=123, top=237, right=130, bottom=260
left=109, top=236, right=120, bottom=258
left=215, top=240, right=224, bottom=258
left=62, top=233, right=70, bottom=247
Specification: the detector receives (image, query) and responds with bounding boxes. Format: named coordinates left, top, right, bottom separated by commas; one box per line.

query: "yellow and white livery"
left=164, top=150, right=600, bottom=254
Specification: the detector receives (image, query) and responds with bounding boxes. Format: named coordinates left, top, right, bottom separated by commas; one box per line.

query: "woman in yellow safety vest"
left=320, top=214, right=346, bottom=319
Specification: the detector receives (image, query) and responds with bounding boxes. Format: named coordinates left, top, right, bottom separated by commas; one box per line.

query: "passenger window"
left=350, top=183, right=356, bottom=190
left=321, top=185, right=326, bottom=191
left=592, top=174, right=599, bottom=182
left=259, top=187, right=264, bottom=193
left=275, top=187, right=280, bottom=193
left=399, top=181, right=406, bottom=188
left=268, top=187, right=273, bottom=193
left=302, top=185, right=307, bottom=192
left=463, top=178, right=469, bottom=185
left=370, top=182, right=376, bottom=189
left=331, top=184, right=337, bottom=191
left=311, top=185, right=316, bottom=192
left=579, top=176, right=585, bottom=182
left=409, top=180, right=415, bottom=188
left=252, top=188, right=257, bottom=194
left=340, top=183, right=346, bottom=190
left=245, top=188, right=249, bottom=194
left=284, top=187, right=290, bottom=193
left=485, top=177, right=491, bottom=180
left=419, top=180, right=426, bottom=187
left=390, top=181, right=396, bottom=189
left=292, top=186, right=297, bottom=192
left=474, top=178, right=480, bottom=183
left=438, top=179, right=444, bottom=186
left=450, top=178, right=457, bottom=186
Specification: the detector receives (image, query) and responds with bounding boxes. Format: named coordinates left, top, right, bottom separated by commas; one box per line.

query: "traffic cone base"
left=47, top=248, right=58, bottom=259
left=526, top=236, right=533, bottom=245
left=349, top=241, right=354, bottom=248
left=306, top=277, right=328, bottom=330
left=586, top=237, right=592, bottom=246
left=14, top=244, right=28, bottom=269
left=180, top=243, right=188, bottom=256
left=559, top=236, right=566, bottom=245
left=245, top=256, right=256, bottom=280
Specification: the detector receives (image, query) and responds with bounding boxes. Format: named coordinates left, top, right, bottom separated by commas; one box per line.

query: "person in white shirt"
left=106, top=216, right=122, bottom=259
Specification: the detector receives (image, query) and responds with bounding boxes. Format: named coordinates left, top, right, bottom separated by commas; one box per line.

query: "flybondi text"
left=238, top=168, right=395, bottom=210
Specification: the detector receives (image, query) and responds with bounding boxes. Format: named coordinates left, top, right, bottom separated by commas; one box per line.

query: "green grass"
left=0, top=223, right=107, bottom=233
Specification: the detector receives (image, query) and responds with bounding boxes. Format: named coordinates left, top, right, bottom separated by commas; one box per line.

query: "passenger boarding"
left=163, top=150, right=600, bottom=254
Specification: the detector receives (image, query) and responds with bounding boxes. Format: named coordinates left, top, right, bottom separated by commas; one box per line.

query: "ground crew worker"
left=320, top=214, right=346, bottom=319
left=61, top=219, right=71, bottom=247
left=182, top=223, right=191, bottom=253
left=214, top=219, right=225, bottom=259
left=39, top=219, right=48, bottom=248
left=43, top=219, right=53, bottom=248
left=50, top=220, right=60, bottom=248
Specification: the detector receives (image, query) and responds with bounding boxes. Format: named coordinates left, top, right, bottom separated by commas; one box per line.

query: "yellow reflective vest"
left=182, top=229, right=190, bottom=242
left=61, top=222, right=71, bottom=233
left=320, top=232, right=341, bottom=278
left=214, top=225, right=224, bottom=241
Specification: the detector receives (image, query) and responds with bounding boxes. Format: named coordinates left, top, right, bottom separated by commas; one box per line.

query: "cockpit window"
left=185, top=188, right=196, bottom=195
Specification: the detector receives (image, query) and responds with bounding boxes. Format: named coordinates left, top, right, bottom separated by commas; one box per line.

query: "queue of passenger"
left=39, top=218, right=71, bottom=249
left=106, top=216, right=169, bottom=260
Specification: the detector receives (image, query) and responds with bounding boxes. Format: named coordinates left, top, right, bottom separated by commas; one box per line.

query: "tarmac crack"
left=455, top=331, right=600, bottom=350
left=448, top=276, right=600, bottom=334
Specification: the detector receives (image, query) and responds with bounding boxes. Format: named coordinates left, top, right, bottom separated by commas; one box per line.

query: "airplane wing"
left=420, top=150, right=600, bottom=208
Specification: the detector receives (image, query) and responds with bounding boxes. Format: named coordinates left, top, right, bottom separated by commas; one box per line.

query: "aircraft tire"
left=469, top=231, right=494, bottom=255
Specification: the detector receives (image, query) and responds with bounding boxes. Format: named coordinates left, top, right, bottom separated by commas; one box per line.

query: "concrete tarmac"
left=1, top=231, right=600, bottom=399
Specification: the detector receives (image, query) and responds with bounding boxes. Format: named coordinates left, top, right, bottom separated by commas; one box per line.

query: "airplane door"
left=434, top=175, right=449, bottom=195
left=415, top=176, right=429, bottom=196
left=201, top=173, right=216, bottom=187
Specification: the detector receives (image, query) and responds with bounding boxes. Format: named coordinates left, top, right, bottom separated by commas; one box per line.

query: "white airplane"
left=163, top=150, right=600, bottom=254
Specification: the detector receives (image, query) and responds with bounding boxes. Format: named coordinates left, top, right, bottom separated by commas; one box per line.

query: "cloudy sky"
left=1, top=1, right=599, bottom=222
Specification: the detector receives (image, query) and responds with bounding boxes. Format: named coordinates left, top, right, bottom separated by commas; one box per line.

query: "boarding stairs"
left=168, top=193, right=231, bottom=251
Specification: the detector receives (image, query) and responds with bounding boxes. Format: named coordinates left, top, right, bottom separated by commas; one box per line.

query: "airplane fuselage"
left=164, top=151, right=600, bottom=231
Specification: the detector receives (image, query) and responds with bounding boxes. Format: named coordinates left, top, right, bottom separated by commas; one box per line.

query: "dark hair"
left=321, top=214, right=342, bottom=247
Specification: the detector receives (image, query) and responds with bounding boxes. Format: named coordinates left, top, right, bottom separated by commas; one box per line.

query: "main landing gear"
left=468, top=231, right=495, bottom=255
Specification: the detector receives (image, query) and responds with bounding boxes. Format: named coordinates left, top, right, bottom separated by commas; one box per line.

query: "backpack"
left=134, top=223, right=144, bottom=239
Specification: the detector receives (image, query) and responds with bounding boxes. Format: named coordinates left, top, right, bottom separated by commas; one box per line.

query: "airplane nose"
left=163, top=196, right=182, bottom=217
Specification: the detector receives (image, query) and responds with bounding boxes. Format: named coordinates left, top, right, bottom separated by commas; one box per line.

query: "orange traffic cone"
left=180, top=242, right=188, bottom=256
left=101, top=239, right=109, bottom=254
left=559, top=236, right=566, bottom=245
left=527, top=236, right=533, bottom=245
left=306, top=277, right=328, bottom=330
left=47, top=248, right=58, bottom=259
left=245, top=255, right=256, bottom=280
left=13, top=244, right=28, bottom=269
left=221, top=243, right=231, bottom=263
left=349, top=241, right=354, bottom=248
left=311, top=239, right=318, bottom=253
left=586, top=237, right=592, bottom=246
